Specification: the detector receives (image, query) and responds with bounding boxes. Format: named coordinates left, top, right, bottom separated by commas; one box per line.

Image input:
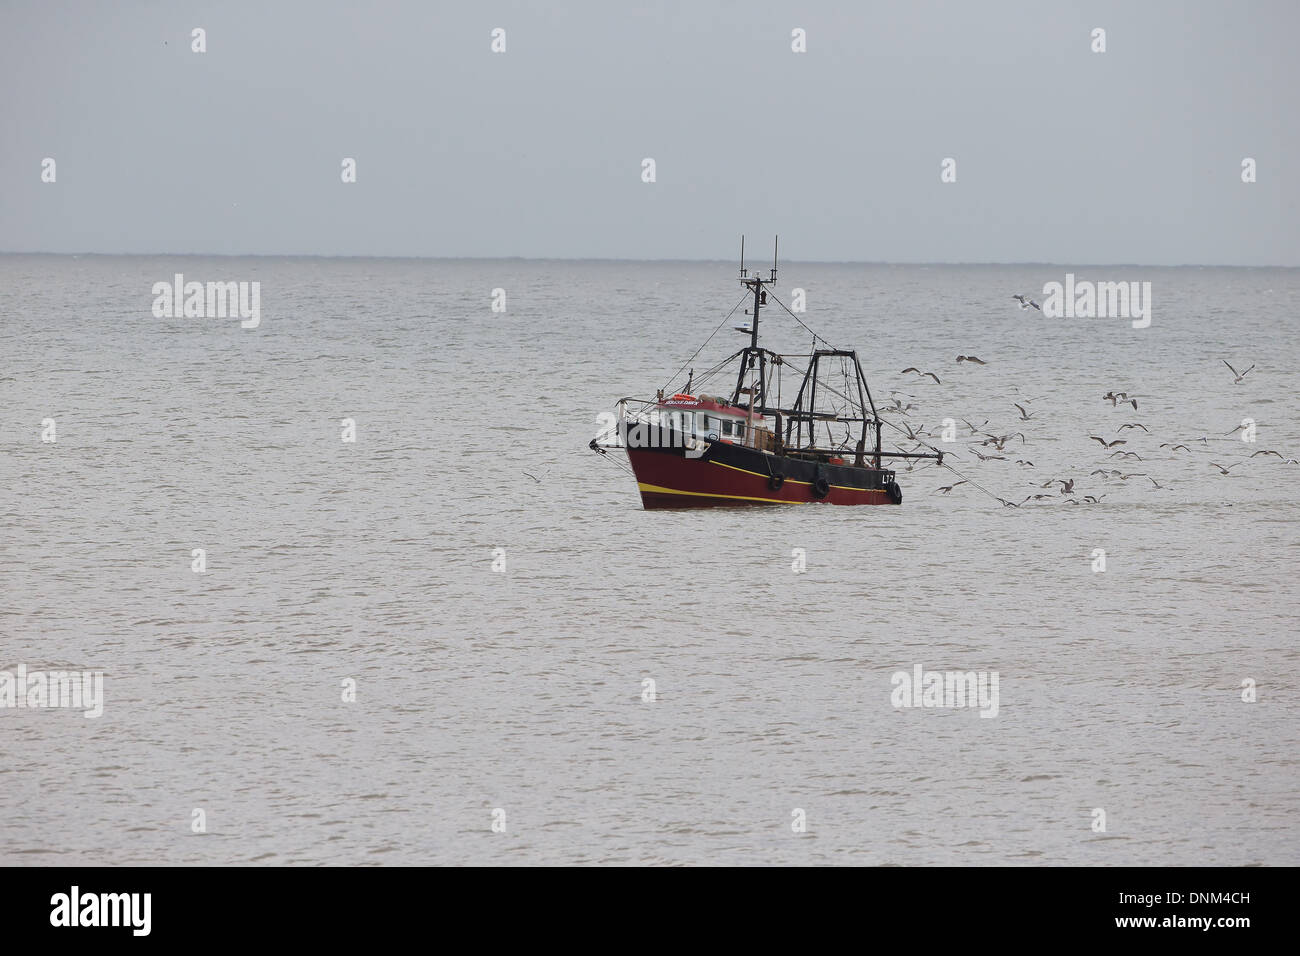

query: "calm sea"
left=1, top=255, right=1297, bottom=865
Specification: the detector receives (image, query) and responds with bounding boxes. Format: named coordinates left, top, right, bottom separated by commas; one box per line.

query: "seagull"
left=1159, top=443, right=1191, bottom=452
left=1014, top=403, right=1033, bottom=421
left=1090, top=436, right=1126, bottom=449
left=1250, top=449, right=1283, bottom=458
left=901, top=368, right=941, bottom=384
left=1209, top=462, right=1239, bottom=474
left=1083, top=495, right=1106, bottom=504
left=522, top=470, right=549, bottom=483
left=1224, top=423, right=1251, bottom=436
left=1103, top=391, right=1139, bottom=410
left=1015, top=459, right=1035, bottom=467
left=1012, top=294, right=1042, bottom=311
left=1222, top=360, right=1255, bottom=384
left=971, top=449, right=1007, bottom=461
left=1111, top=451, right=1144, bottom=460
left=981, top=432, right=1025, bottom=448
left=997, top=496, right=1029, bottom=508
left=956, top=355, right=987, bottom=364
left=1147, top=476, right=1165, bottom=489
left=934, top=481, right=967, bottom=494
left=1117, top=423, right=1148, bottom=432
left=961, top=418, right=989, bottom=434
left=1057, top=478, right=1075, bottom=495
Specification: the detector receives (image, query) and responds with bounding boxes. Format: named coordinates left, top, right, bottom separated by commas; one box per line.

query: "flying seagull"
left=1012, top=294, right=1042, bottom=311
left=1117, top=423, right=1148, bottom=432
left=901, top=367, right=941, bottom=384
left=934, top=481, right=967, bottom=494
left=900, top=420, right=927, bottom=440
left=1014, top=403, right=1033, bottom=421
left=956, top=355, right=987, bottom=364
left=1090, top=436, right=1126, bottom=449
left=1209, top=462, right=1240, bottom=474
left=1159, top=443, right=1191, bottom=452
left=1222, top=360, right=1255, bottom=384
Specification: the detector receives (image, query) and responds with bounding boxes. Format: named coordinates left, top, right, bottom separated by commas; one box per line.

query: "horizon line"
left=0, top=250, right=1296, bottom=269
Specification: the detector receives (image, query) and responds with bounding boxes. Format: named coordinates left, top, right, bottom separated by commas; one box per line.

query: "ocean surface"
left=1, top=255, right=1297, bottom=865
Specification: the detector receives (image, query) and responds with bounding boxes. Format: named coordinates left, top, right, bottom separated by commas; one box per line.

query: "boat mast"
left=731, top=236, right=775, bottom=407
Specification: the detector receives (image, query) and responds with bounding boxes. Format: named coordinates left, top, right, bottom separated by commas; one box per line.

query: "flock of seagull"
left=878, top=296, right=1296, bottom=508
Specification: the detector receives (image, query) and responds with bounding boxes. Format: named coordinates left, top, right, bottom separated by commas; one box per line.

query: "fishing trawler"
left=590, top=239, right=942, bottom=508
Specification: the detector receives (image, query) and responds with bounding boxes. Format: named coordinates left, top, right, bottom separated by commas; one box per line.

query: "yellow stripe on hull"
left=636, top=481, right=790, bottom=504
left=707, top=459, right=888, bottom=494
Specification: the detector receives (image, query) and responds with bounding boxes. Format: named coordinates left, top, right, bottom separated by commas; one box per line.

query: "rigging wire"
left=764, top=290, right=837, bottom=350
left=766, top=289, right=1011, bottom=507
left=875, top=416, right=1009, bottom=506
left=660, top=290, right=752, bottom=396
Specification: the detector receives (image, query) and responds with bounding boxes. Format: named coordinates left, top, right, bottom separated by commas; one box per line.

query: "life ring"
left=812, top=467, right=831, bottom=499
left=706, top=431, right=719, bottom=441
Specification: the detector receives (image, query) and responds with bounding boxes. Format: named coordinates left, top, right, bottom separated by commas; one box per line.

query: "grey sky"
left=1, top=0, right=1296, bottom=264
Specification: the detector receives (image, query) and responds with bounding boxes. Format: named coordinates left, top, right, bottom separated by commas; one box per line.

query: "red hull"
left=627, top=448, right=895, bottom=508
